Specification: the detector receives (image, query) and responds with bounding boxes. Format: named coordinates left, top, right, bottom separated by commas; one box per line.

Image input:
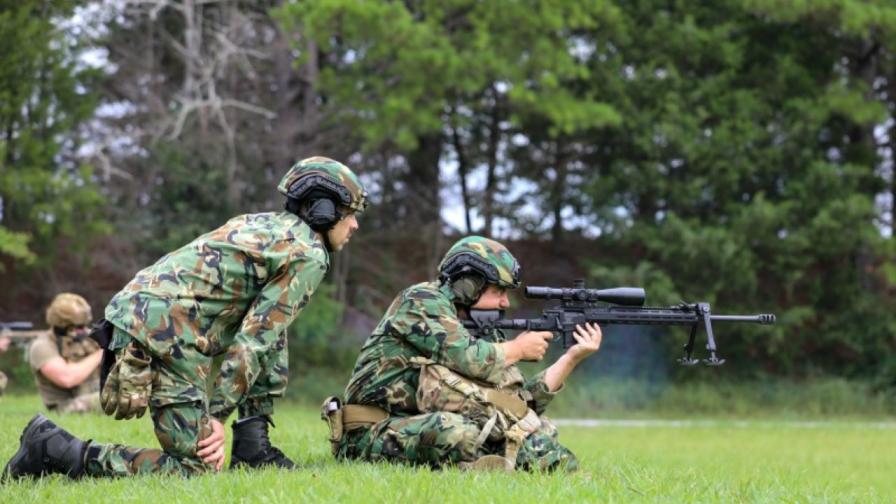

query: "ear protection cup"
left=450, top=275, right=487, bottom=306
left=305, top=198, right=340, bottom=232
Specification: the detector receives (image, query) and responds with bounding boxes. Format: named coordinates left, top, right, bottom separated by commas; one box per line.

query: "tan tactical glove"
left=100, top=341, right=153, bottom=420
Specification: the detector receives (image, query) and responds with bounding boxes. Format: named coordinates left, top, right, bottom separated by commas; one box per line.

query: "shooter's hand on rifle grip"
left=503, top=330, right=553, bottom=364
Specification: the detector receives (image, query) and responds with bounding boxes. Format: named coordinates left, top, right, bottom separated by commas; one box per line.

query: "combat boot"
left=3, top=414, right=87, bottom=479
left=230, top=416, right=295, bottom=469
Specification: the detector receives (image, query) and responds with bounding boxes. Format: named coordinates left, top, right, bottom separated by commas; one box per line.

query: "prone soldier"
left=322, top=236, right=602, bottom=471
left=0, top=334, right=9, bottom=396
left=4, top=156, right=367, bottom=479
left=0, top=321, right=43, bottom=396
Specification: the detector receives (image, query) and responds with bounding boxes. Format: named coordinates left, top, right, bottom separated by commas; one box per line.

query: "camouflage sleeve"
left=208, top=252, right=327, bottom=421
left=394, top=295, right=507, bottom=383
left=523, top=369, right=562, bottom=415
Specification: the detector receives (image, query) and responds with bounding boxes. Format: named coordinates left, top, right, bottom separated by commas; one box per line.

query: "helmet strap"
left=320, top=227, right=336, bottom=253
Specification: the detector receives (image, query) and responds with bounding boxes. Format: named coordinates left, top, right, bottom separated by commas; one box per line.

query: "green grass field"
left=1, top=394, right=893, bottom=503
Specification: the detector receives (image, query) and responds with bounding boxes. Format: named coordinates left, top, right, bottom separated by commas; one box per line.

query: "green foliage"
left=575, top=1, right=896, bottom=378
left=0, top=227, right=35, bottom=269
left=0, top=1, right=106, bottom=267
left=4, top=0, right=896, bottom=387
left=127, top=141, right=236, bottom=259
left=287, top=282, right=351, bottom=370
left=275, top=0, right=624, bottom=231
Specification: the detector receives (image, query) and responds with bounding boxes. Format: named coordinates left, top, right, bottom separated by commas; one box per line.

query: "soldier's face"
left=326, top=211, right=359, bottom=251
left=472, top=285, right=510, bottom=310
left=65, top=324, right=90, bottom=340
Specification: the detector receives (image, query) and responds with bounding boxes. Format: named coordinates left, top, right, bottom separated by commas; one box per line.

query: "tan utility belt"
left=342, top=403, right=389, bottom=430
left=321, top=396, right=389, bottom=454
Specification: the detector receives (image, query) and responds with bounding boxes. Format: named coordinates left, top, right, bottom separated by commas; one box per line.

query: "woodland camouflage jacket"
left=345, top=281, right=558, bottom=416
left=105, top=212, right=329, bottom=420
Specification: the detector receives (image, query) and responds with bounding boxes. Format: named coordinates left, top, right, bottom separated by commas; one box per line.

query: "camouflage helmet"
left=438, top=236, right=521, bottom=289
left=277, top=156, right=368, bottom=213
left=45, top=293, right=92, bottom=328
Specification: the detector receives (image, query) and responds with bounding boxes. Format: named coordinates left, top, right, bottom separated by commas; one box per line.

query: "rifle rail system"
left=464, top=280, right=776, bottom=366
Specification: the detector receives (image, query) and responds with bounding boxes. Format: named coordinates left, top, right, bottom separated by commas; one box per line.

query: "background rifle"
left=463, top=280, right=776, bottom=366
left=0, top=321, right=44, bottom=344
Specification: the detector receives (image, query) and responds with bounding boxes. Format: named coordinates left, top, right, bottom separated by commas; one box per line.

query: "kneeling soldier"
left=4, top=156, right=367, bottom=479
left=322, top=236, right=602, bottom=471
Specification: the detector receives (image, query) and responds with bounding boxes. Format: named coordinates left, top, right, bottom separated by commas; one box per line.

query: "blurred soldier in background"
left=4, top=156, right=367, bottom=480
left=322, top=236, right=602, bottom=472
left=0, top=333, right=10, bottom=396
left=28, top=293, right=102, bottom=413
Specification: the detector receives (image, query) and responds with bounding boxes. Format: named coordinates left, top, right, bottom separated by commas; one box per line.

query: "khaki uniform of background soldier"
left=28, top=293, right=102, bottom=413
left=322, top=236, right=603, bottom=472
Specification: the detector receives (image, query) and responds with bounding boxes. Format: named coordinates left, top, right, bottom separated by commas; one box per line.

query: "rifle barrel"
left=711, top=314, right=776, bottom=324
left=1, top=330, right=45, bottom=339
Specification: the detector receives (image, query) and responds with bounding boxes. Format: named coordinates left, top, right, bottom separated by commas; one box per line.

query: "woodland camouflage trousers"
left=84, top=328, right=286, bottom=477
left=335, top=411, right=578, bottom=471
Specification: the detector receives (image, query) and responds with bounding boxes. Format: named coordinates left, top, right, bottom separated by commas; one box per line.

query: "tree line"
left=2, top=0, right=896, bottom=385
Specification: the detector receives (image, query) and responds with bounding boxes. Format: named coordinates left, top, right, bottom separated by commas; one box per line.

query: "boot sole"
left=230, top=459, right=296, bottom=470
left=3, top=414, right=50, bottom=481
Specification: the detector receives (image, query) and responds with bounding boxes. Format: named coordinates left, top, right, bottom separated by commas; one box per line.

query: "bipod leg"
left=678, top=322, right=699, bottom=366
left=699, top=302, right=725, bottom=366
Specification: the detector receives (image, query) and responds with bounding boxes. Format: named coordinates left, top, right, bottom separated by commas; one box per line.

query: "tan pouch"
left=321, top=396, right=345, bottom=455
left=416, top=363, right=526, bottom=419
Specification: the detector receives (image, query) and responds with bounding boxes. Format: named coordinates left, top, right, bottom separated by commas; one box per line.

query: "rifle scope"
left=524, top=286, right=646, bottom=306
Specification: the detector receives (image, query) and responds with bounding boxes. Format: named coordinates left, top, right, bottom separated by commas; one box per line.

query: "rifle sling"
left=88, top=319, right=116, bottom=391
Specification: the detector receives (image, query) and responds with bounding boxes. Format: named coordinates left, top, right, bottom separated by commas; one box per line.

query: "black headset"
left=304, top=197, right=340, bottom=232
left=286, top=174, right=353, bottom=232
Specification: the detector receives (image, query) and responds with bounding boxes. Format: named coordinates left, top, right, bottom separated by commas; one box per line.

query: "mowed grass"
left=0, top=395, right=893, bottom=503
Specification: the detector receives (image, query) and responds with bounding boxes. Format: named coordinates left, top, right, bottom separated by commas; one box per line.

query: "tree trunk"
left=482, top=101, right=500, bottom=236
left=451, top=124, right=472, bottom=233
left=405, top=132, right=443, bottom=227
left=848, top=40, right=880, bottom=195
left=550, top=142, right=568, bottom=242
